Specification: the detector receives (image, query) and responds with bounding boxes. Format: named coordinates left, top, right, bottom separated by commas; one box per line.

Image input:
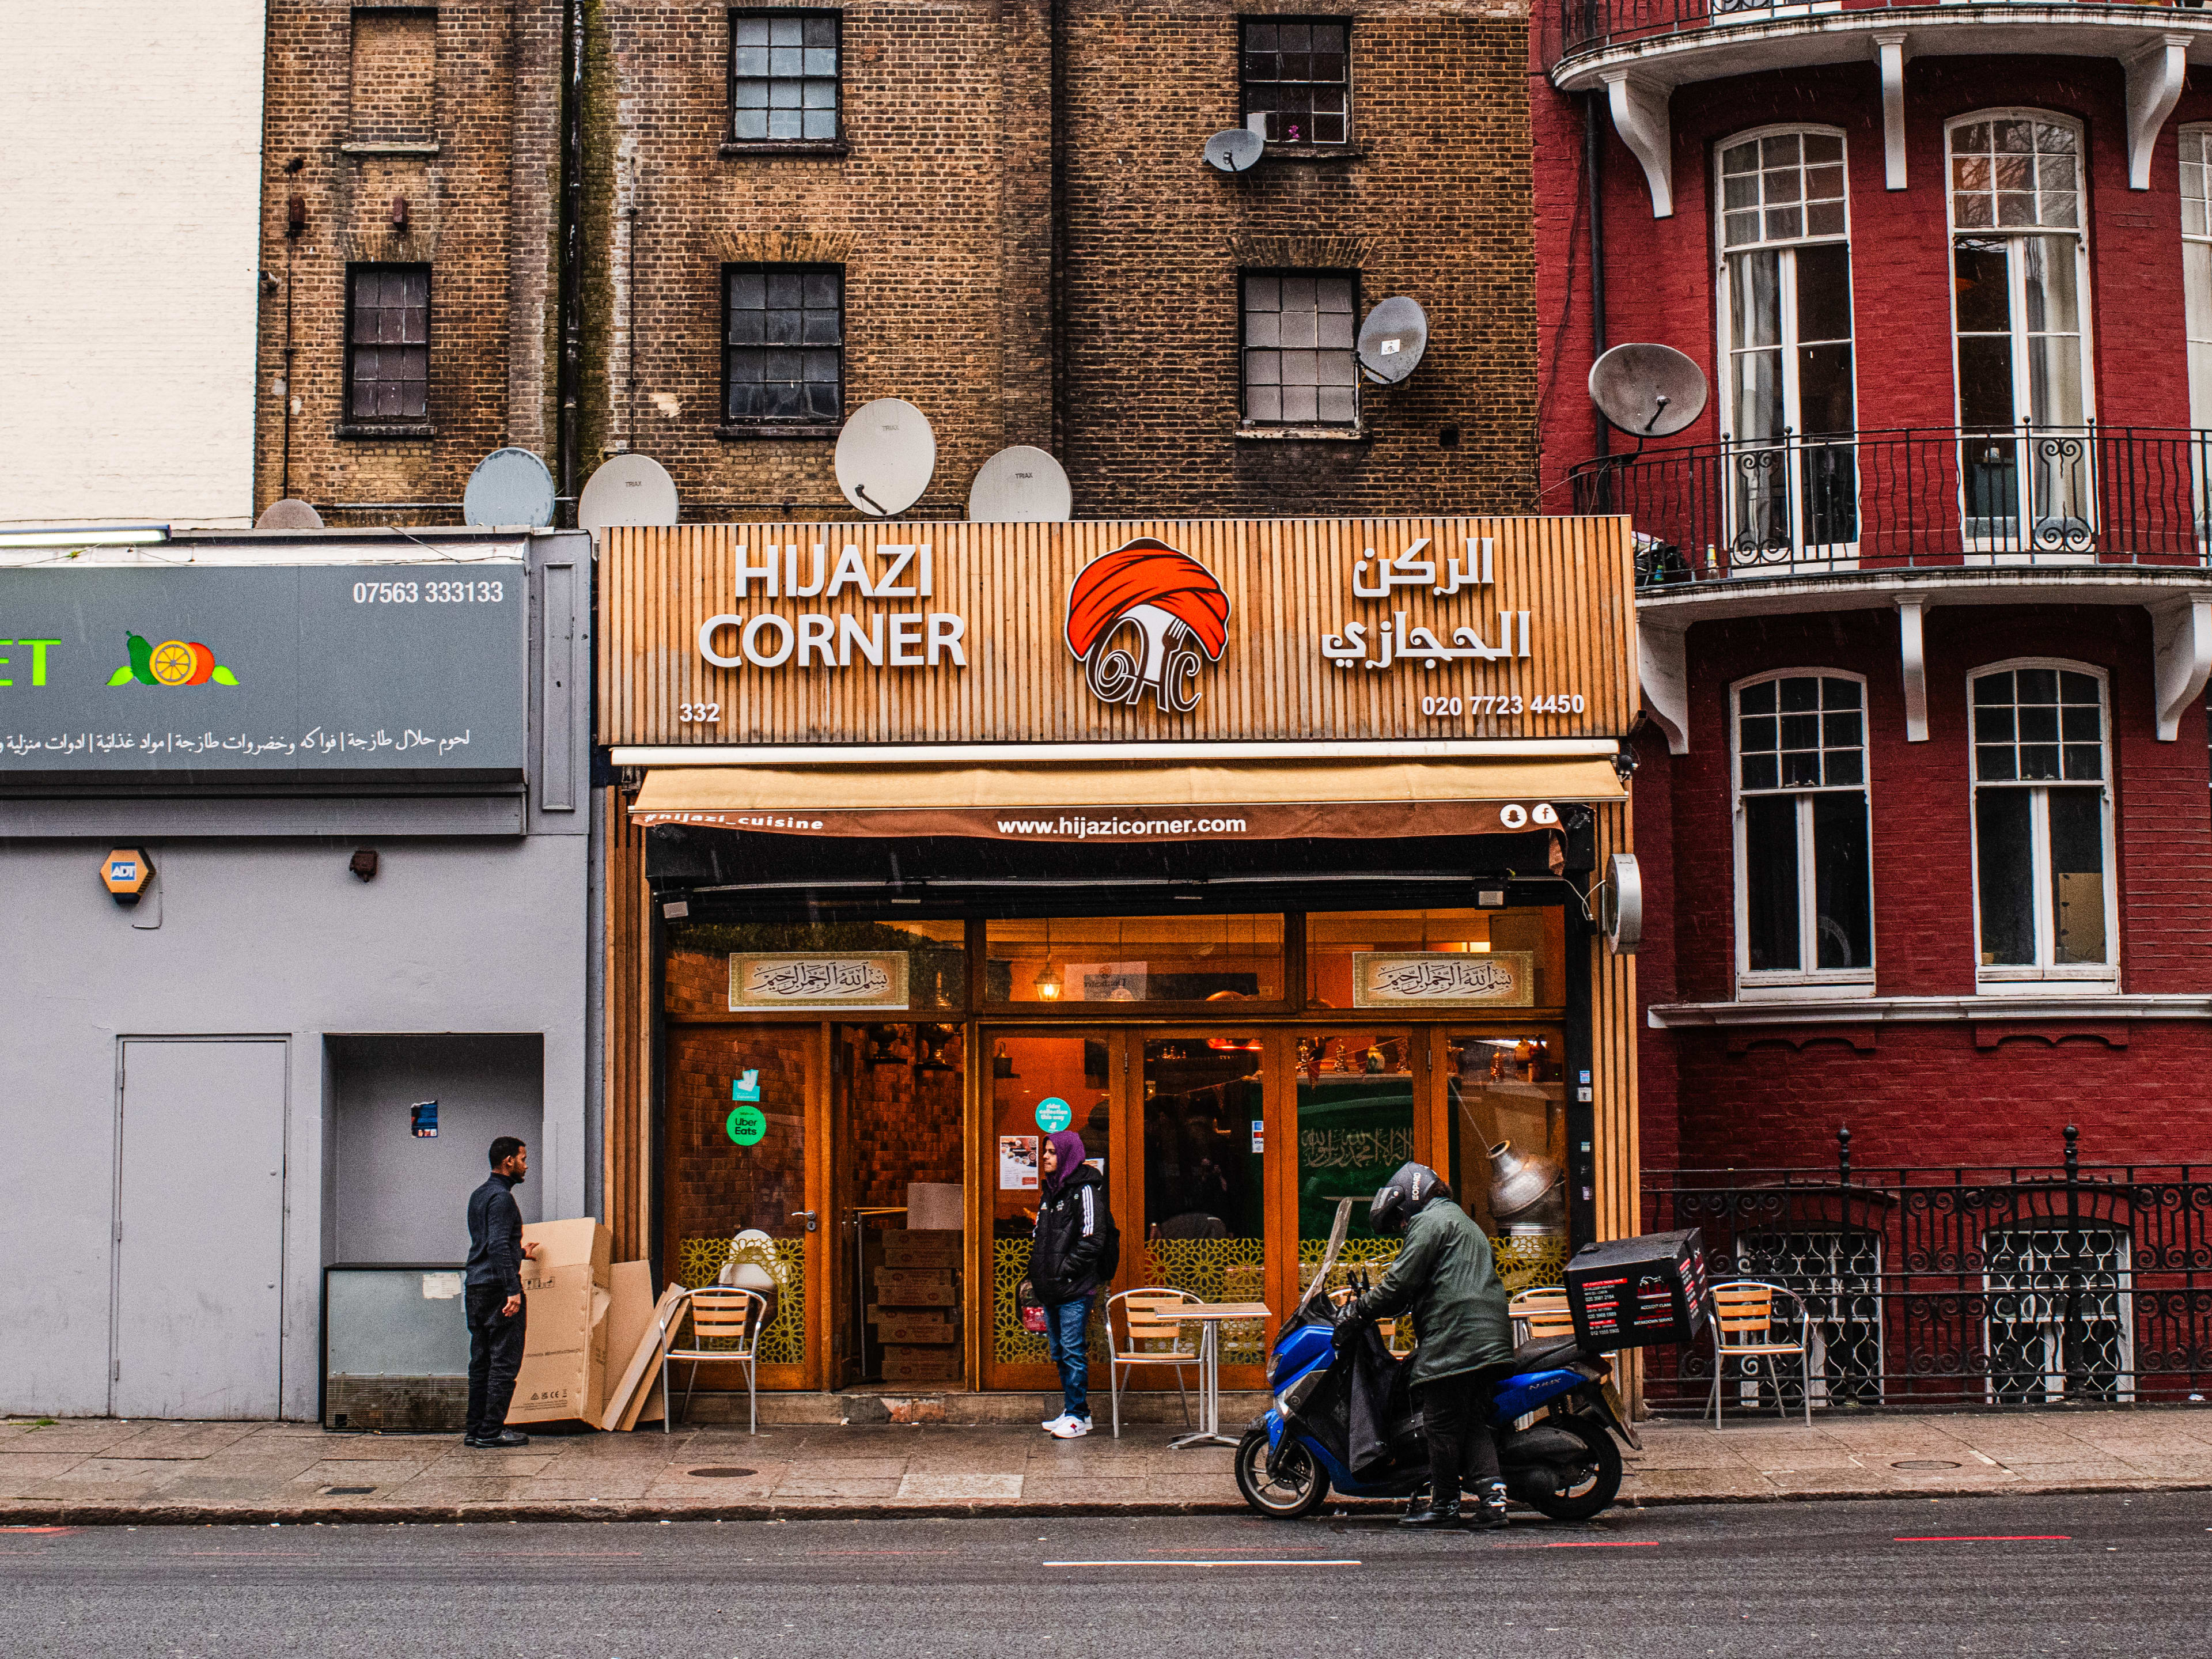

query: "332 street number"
left=677, top=703, right=721, bottom=725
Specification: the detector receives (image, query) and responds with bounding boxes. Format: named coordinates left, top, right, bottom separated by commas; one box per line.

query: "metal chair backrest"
left=1112, top=1287, right=1199, bottom=1355
left=1712, top=1282, right=1777, bottom=1344
left=672, top=1286, right=765, bottom=1356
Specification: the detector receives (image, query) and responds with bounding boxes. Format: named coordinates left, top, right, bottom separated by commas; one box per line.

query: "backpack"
left=1096, top=1202, right=1122, bottom=1285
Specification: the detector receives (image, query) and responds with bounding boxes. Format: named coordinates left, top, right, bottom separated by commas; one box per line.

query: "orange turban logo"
left=1065, top=539, right=1232, bottom=713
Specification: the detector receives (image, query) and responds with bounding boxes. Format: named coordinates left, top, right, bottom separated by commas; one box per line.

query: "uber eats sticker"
left=726, top=1072, right=767, bottom=1145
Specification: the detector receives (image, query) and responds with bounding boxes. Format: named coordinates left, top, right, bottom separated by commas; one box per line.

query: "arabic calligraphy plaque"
left=728, top=951, right=910, bottom=1012
left=1350, top=950, right=1534, bottom=1009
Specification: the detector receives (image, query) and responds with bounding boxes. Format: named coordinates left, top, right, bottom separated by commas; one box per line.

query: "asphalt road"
left=1, top=1492, right=2204, bottom=1658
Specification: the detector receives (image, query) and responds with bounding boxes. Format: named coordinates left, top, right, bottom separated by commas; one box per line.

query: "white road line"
left=1043, top=1559, right=1362, bottom=1568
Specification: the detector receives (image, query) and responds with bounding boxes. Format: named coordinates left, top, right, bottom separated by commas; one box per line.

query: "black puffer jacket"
left=1029, top=1161, right=1111, bottom=1305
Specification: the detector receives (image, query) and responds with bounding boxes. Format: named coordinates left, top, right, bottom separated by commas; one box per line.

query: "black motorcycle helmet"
left=1369, top=1160, right=1452, bottom=1236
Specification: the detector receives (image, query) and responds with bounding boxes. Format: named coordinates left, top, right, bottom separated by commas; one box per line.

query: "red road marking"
left=0, top=1527, right=74, bottom=1536
left=1544, top=1540, right=1663, bottom=1548
left=1895, top=1535, right=2071, bottom=1543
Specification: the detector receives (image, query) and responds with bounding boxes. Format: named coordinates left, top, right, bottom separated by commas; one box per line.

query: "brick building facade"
left=255, top=1, right=565, bottom=521
left=259, top=1, right=1540, bottom=522
left=1531, top=8, right=2212, bottom=1181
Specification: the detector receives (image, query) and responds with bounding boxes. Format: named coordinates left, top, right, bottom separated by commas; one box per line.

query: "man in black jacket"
left=463, top=1136, right=541, bottom=1448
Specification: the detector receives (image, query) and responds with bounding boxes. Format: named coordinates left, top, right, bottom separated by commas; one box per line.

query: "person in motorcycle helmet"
left=1341, top=1160, right=1517, bottom=1530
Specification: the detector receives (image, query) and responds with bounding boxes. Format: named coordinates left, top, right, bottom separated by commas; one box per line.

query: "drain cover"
left=688, top=1467, right=757, bottom=1479
left=1891, top=1459, right=1960, bottom=1471
left=322, top=1486, right=377, bottom=1495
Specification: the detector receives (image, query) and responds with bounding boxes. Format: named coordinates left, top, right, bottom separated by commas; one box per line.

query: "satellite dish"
left=1589, top=343, right=1709, bottom=438
left=1357, top=297, right=1429, bottom=385
left=1203, top=128, right=1264, bottom=175
left=835, top=398, right=936, bottom=518
left=463, top=447, right=557, bottom=528
left=967, top=445, right=1073, bottom=522
left=254, top=498, right=323, bottom=531
left=578, top=453, right=679, bottom=533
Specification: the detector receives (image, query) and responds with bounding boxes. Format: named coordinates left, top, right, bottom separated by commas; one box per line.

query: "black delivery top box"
left=1564, top=1229, right=1710, bottom=1351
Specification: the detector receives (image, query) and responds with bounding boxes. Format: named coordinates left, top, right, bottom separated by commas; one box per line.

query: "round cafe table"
left=1166, top=1301, right=1272, bottom=1450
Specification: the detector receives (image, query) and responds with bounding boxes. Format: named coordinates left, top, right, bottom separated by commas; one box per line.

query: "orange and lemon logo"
left=108, top=632, right=238, bottom=688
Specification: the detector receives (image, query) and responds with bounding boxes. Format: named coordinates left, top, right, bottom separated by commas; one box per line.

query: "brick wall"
left=1532, top=57, right=2212, bottom=498
left=257, top=1, right=562, bottom=521
left=1636, top=604, right=2212, bottom=1168
left=594, top=0, right=1537, bottom=521
left=0, top=2, right=265, bottom=527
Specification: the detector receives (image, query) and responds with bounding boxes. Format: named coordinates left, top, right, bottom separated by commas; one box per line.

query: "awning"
left=629, top=757, right=1623, bottom=844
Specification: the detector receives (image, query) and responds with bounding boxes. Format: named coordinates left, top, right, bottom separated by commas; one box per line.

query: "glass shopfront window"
left=986, top=914, right=1285, bottom=1005
left=1305, top=906, right=1563, bottom=1009
left=666, top=918, right=965, bottom=1015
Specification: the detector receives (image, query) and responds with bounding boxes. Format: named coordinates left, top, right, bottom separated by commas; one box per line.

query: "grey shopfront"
left=0, top=530, right=593, bottom=1420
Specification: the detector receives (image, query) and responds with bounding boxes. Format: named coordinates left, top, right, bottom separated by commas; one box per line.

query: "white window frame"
left=1944, top=110, right=2097, bottom=560
left=1714, top=124, right=1860, bottom=570
left=1980, top=1225, right=2134, bottom=1405
left=2179, top=125, right=2212, bottom=541
left=1731, top=667, right=1876, bottom=997
left=1966, top=657, right=2119, bottom=991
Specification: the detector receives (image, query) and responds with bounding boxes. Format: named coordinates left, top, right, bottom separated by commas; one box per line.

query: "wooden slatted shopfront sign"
left=599, top=517, right=1635, bottom=747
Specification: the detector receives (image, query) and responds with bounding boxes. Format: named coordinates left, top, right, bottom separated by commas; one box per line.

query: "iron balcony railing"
left=1546, top=0, right=2209, bottom=69
left=1640, top=1127, right=2212, bottom=1412
left=1569, top=423, right=2212, bottom=583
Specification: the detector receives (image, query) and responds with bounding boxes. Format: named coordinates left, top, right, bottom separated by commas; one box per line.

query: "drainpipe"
left=1585, top=90, right=1608, bottom=465
left=557, top=0, right=585, bottom=521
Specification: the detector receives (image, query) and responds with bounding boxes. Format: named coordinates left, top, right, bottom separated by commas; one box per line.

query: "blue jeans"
left=1044, top=1296, right=1093, bottom=1419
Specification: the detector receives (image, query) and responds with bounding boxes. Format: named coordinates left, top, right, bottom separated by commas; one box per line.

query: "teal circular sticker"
left=1035, top=1096, right=1073, bottom=1133
left=725, top=1104, right=767, bottom=1146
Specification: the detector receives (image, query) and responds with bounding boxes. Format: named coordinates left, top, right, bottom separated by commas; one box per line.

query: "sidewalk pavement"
left=6, top=1406, right=2212, bottom=1527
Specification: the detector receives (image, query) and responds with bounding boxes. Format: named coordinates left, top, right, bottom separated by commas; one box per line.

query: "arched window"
left=1969, top=660, right=2115, bottom=984
left=1732, top=669, right=1873, bottom=990
left=1715, top=128, right=1857, bottom=566
left=1947, top=113, right=2094, bottom=550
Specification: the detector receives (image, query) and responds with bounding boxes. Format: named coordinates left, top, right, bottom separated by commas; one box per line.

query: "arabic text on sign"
left=748, top=959, right=891, bottom=999
left=1369, top=959, right=1518, bottom=998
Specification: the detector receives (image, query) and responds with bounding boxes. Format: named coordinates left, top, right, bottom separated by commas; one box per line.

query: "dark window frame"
left=1239, top=16, right=1353, bottom=149
left=726, top=8, right=843, bottom=149
left=721, top=262, right=846, bottom=431
left=340, top=262, right=432, bottom=434
left=1239, top=268, right=1362, bottom=429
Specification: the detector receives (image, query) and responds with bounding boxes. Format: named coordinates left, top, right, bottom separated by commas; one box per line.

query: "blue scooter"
left=1233, top=1201, right=1639, bottom=1522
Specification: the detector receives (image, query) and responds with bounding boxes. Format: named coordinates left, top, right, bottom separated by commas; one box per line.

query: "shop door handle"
left=791, top=1210, right=819, bottom=1233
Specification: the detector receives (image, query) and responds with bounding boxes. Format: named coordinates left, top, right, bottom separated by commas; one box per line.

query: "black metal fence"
left=1570, top=426, right=2212, bottom=581
left=1641, top=1128, right=2212, bottom=1412
left=1544, top=0, right=2202, bottom=68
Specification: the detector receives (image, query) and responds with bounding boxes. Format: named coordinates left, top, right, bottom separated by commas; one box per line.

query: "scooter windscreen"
left=1286, top=1197, right=1355, bottom=1332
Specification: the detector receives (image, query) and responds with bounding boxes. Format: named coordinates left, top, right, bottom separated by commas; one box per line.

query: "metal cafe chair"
left=1707, top=1279, right=1813, bottom=1429
left=1106, top=1287, right=1203, bottom=1440
left=660, top=1285, right=768, bottom=1435
left=1508, top=1285, right=1575, bottom=1347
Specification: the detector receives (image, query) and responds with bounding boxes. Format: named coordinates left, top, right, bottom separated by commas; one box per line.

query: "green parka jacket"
left=1359, top=1199, right=1516, bottom=1387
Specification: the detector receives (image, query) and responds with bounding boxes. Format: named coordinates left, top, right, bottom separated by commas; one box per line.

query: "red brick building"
left=1533, top=4, right=2212, bottom=1401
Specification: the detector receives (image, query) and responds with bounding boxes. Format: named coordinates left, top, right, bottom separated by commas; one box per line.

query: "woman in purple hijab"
left=1029, top=1128, right=1116, bottom=1436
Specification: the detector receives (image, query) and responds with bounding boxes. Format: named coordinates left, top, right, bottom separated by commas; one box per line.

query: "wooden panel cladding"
left=600, top=515, right=1635, bottom=747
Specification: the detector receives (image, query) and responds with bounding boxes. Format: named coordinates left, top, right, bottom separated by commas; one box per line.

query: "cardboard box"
left=881, top=1344, right=961, bottom=1381
left=875, top=1267, right=956, bottom=1307
left=510, top=1219, right=613, bottom=1426
left=876, top=1310, right=957, bottom=1345
left=883, top=1229, right=961, bottom=1269
left=1565, top=1228, right=1710, bottom=1351
left=601, top=1281, right=684, bottom=1431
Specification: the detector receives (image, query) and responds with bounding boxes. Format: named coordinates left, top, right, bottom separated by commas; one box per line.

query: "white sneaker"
left=1041, top=1412, right=1073, bottom=1432
left=1050, top=1416, right=1092, bottom=1439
